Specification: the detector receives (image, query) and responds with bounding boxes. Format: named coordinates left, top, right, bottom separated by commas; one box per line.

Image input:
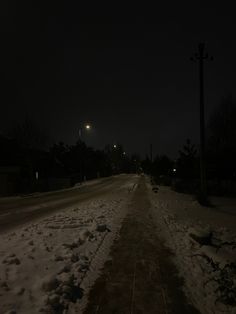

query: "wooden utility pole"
left=150, top=143, right=153, bottom=162
left=191, top=43, right=213, bottom=198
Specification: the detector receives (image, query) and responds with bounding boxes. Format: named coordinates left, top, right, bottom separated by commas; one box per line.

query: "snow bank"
left=147, top=178, right=236, bottom=314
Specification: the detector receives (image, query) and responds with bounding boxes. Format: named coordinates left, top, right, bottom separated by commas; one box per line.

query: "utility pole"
left=191, top=43, right=213, bottom=199
left=150, top=143, right=153, bottom=163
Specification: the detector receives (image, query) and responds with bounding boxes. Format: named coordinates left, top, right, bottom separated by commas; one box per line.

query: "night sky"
left=1, top=3, right=236, bottom=157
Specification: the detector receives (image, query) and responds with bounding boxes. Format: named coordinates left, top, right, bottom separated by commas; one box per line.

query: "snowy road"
left=0, top=175, right=134, bottom=233
left=0, top=175, right=235, bottom=313
left=0, top=174, right=139, bottom=313
left=84, top=177, right=200, bottom=314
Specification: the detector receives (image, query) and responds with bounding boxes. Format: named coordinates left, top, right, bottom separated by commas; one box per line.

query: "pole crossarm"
left=190, top=43, right=213, bottom=61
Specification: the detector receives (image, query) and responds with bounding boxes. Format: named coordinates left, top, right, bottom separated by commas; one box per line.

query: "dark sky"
left=1, top=3, right=236, bottom=158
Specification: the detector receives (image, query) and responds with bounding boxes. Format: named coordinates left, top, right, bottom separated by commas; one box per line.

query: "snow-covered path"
left=0, top=175, right=138, bottom=313
left=84, top=176, right=200, bottom=314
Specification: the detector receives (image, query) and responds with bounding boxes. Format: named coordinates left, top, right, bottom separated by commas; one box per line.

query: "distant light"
left=35, top=171, right=39, bottom=180
left=85, top=124, right=91, bottom=130
left=113, top=144, right=117, bottom=148
left=173, top=168, right=177, bottom=172
left=123, top=152, right=126, bottom=155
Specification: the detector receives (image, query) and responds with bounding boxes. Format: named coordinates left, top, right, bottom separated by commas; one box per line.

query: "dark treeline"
left=2, top=94, right=236, bottom=197
left=143, top=94, right=236, bottom=197
left=0, top=124, right=138, bottom=195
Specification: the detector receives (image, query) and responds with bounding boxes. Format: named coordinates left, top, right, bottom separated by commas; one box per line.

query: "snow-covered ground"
left=0, top=176, right=138, bottom=314
left=2, top=174, right=235, bottom=314
left=148, top=179, right=236, bottom=314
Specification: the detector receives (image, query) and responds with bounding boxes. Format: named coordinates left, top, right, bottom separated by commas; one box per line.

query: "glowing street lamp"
left=79, top=123, right=92, bottom=139
left=113, top=144, right=117, bottom=149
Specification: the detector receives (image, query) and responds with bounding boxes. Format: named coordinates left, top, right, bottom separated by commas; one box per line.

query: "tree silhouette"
left=177, top=139, right=198, bottom=179
left=207, top=94, right=236, bottom=180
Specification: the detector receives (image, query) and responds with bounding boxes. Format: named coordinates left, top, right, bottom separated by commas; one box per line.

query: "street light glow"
left=85, top=124, right=91, bottom=130
left=113, top=144, right=117, bottom=148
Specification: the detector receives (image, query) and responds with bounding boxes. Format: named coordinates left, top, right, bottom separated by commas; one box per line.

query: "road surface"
left=0, top=175, right=234, bottom=313
left=84, top=177, right=200, bottom=314
left=0, top=175, right=134, bottom=233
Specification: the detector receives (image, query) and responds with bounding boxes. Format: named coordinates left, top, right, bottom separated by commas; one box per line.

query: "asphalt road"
left=0, top=175, right=135, bottom=233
